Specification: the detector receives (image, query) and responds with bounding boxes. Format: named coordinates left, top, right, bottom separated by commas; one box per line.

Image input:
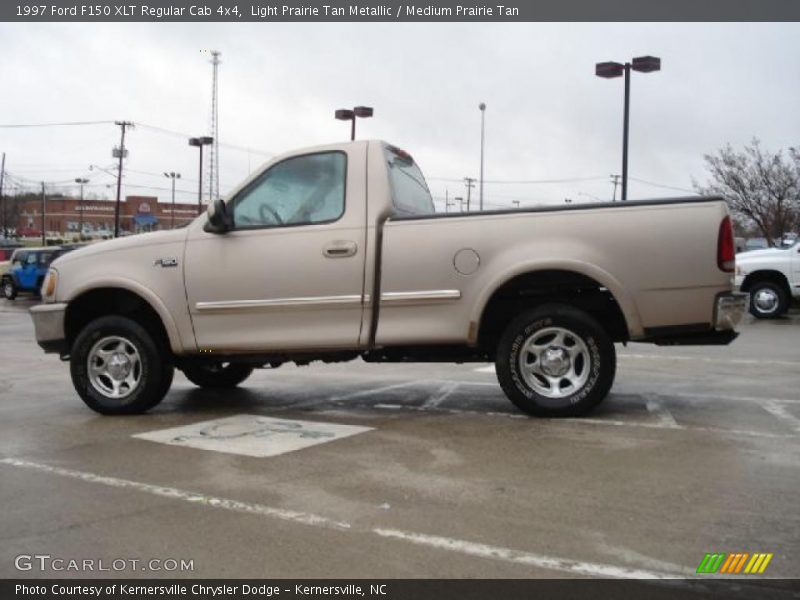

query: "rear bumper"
left=643, top=292, right=749, bottom=346
left=29, top=303, right=68, bottom=355
left=714, top=291, right=749, bottom=331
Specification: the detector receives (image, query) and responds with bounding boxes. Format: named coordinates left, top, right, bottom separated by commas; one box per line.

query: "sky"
left=1, top=21, right=799, bottom=211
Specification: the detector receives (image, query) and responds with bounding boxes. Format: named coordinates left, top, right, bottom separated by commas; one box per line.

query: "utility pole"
left=464, top=177, right=476, bottom=212
left=610, top=174, right=621, bottom=201
left=113, top=121, right=133, bottom=238
left=0, top=152, right=6, bottom=238
left=479, top=103, right=486, bottom=211
left=164, top=172, right=181, bottom=228
left=75, top=177, right=89, bottom=237
left=208, top=50, right=221, bottom=204
left=40, top=182, right=46, bottom=246
left=445, top=188, right=449, bottom=213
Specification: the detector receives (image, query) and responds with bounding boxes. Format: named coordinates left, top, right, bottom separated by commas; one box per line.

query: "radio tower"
left=207, top=50, right=221, bottom=203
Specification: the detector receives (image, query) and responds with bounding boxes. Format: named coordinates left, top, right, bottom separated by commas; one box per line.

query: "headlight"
left=41, top=269, right=58, bottom=302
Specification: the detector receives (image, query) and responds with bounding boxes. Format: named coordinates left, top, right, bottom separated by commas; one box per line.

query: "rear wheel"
left=495, top=304, right=616, bottom=417
left=2, top=277, right=17, bottom=300
left=181, top=361, right=254, bottom=389
left=70, top=315, right=174, bottom=415
left=748, top=281, right=788, bottom=319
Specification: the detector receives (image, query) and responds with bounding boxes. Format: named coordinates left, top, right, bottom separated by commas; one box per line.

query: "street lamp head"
left=595, top=61, right=624, bottom=78
left=189, top=137, right=214, bottom=147
left=335, top=109, right=355, bottom=120
left=479, top=102, right=486, bottom=111
left=353, top=106, right=373, bottom=118
left=631, top=55, right=661, bottom=73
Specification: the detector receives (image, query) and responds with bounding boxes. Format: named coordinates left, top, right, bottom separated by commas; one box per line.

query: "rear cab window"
left=383, top=144, right=435, bottom=217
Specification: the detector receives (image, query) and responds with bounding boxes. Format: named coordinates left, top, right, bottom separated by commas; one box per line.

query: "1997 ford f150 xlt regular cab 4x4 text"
left=29, top=140, right=749, bottom=417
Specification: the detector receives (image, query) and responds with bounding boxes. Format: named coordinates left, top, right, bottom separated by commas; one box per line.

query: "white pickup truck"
left=735, top=242, right=800, bottom=318
left=30, top=140, right=748, bottom=417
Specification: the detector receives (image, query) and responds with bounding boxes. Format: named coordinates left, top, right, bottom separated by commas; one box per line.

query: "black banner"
left=3, top=0, right=800, bottom=22
left=3, top=579, right=800, bottom=600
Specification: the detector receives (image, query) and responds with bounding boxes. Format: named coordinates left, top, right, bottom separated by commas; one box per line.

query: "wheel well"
left=64, top=288, right=171, bottom=355
left=478, top=270, right=629, bottom=354
left=741, top=270, right=790, bottom=297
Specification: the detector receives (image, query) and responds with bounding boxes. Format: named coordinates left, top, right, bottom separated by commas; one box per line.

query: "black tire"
left=748, top=281, right=788, bottom=319
left=181, top=361, right=254, bottom=389
left=495, top=304, right=616, bottom=418
left=70, top=315, right=174, bottom=415
left=2, top=277, right=17, bottom=300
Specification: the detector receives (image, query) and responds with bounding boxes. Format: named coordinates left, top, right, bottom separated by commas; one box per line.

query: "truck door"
left=183, top=145, right=368, bottom=352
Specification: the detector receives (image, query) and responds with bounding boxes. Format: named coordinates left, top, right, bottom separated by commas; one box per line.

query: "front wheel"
left=748, top=281, right=788, bottom=319
left=181, top=362, right=254, bottom=389
left=70, top=316, right=174, bottom=415
left=495, top=304, right=616, bottom=417
left=2, top=278, right=17, bottom=300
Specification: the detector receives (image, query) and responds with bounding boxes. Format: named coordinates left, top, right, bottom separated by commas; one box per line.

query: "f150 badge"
left=153, top=257, right=179, bottom=268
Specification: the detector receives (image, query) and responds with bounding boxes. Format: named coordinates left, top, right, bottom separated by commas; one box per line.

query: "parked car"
left=744, top=237, right=769, bottom=251
left=2, top=247, right=73, bottom=300
left=30, top=140, right=747, bottom=417
left=735, top=238, right=800, bottom=318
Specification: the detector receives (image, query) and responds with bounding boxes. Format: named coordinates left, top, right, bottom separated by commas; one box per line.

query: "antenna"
left=208, top=50, right=221, bottom=204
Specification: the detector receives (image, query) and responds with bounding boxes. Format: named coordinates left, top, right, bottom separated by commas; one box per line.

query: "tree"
left=695, top=139, right=799, bottom=245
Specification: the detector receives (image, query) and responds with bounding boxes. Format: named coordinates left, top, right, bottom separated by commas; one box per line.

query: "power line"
left=0, top=120, right=115, bottom=128
left=428, top=175, right=608, bottom=185
left=134, top=122, right=274, bottom=157
left=628, top=177, right=697, bottom=195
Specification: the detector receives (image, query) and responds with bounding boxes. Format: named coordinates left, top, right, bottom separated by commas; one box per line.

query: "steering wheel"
left=258, top=203, right=283, bottom=225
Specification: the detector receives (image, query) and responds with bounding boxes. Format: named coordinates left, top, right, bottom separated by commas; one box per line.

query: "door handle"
left=323, top=240, right=358, bottom=258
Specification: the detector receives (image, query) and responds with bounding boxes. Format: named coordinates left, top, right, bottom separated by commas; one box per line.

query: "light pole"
left=189, top=137, right=213, bottom=215
left=75, top=177, right=89, bottom=237
left=164, top=172, right=181, bottom=228
left=335, top=106, right=373, bottom=141
left=479, top=102, right=486, bottom=211
left=455, top=196, right=464, bottom=212
left=595, top=56, right=661, bottom=201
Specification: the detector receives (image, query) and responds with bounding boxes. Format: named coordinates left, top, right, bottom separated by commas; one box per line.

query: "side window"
left=26, top=253, right=37, bottom=266
left=12, top=252, right=26, bottom=267
left=232, top=152, right=346, bottom=229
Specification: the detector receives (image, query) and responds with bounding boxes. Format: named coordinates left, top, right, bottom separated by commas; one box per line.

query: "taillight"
left=717, top=216, right=735, bottom=272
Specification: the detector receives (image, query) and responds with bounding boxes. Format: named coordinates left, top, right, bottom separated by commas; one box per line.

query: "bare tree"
left=695, top=139, right=799, bottom=245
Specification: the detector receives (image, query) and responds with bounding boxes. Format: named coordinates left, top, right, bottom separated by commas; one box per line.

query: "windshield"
left=384, top=145, right=435, bottom=216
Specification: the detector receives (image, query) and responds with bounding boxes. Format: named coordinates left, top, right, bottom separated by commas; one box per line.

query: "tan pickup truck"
left=30, top=140, right=748, bottom=417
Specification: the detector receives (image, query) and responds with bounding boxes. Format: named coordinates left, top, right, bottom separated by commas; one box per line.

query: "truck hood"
left=52, top=228, right=189, bottom=268
left=736, top=247, right=787, bottom=262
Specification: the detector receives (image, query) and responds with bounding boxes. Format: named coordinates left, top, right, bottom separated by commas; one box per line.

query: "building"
left=13, top=195, right=201, bottom=237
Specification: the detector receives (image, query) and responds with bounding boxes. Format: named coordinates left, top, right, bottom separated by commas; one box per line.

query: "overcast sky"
left=1, top=22, right=799, bottom=210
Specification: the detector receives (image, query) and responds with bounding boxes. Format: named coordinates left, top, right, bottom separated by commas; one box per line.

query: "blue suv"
left=2, top=247, right=74, bottom=300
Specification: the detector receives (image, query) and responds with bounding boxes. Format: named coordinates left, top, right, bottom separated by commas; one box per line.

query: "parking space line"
left=422, top=382, right=460, bottom=409
left=0, top=457, right=687, bottom=580
left=761, top=401, right=800, bottom=432
left=0, top=458, right=351, bottom=530
left=372, top=403, right=795, bottom=440
left=645, top=398, right=681, bottom=429
left=328, top=381, right=425, bottom=402
left=618, top=353, right=800, bottom=368
left=372, top=528, right=682, bottom=579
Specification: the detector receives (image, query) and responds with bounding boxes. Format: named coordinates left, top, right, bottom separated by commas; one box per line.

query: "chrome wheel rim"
left=518, top=326, right=590, bottom=399
left=753, top=288, right=779, bottom=314
left=3, top=282, right=13, bottom=297
left=87, top=336, right=142, bottom=399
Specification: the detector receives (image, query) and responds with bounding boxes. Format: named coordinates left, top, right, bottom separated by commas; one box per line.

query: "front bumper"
left=29, top=303, right=68, bottom=354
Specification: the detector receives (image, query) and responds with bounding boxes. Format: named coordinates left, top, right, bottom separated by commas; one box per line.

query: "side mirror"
left=204, top=198, right=231, bottom=234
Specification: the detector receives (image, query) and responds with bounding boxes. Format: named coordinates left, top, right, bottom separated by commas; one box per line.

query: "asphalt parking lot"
left=0, top=297, right=798, bottom=581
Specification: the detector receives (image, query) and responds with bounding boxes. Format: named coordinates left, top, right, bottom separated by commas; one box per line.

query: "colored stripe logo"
left=696, top=552, right=773, bottom=574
